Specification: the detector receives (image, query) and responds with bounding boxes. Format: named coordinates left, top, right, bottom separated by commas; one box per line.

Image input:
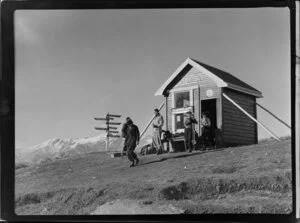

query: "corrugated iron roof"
left=190, top=58, right=262, bottom=95
left=155, top=57, right=263, bottom=97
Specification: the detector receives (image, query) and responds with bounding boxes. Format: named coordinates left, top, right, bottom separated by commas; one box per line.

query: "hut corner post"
left=222, top=93, right=280, bottom=141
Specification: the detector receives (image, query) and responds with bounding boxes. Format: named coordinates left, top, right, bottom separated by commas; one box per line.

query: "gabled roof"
left=155, top=57, right=263, bottom=98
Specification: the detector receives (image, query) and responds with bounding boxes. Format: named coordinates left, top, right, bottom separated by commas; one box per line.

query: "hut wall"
left=167, top=66, right=221, bottom=133
left=173, top=67, right=216, bottom=90
left=222, top=88, right=257, bottom=146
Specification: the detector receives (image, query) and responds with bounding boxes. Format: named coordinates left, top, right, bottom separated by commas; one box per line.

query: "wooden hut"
left=155, top=58, right=263, bottom=147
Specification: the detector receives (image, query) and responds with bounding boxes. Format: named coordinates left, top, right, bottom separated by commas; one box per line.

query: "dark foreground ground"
left=15, top=137, right=292, bottom=215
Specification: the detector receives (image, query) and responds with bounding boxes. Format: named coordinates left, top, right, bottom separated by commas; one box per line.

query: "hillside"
left=15, top=137, right=292, bottom=215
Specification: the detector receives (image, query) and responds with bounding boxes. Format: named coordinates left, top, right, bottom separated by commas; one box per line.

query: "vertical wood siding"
left=222, top=88, right=257, bottom=146
left=166, top=66, right=222, bottom=133
left=173, top=67, right=216, bottom=89
left=167, top=94, right=172, bottom=131
left=193, top=88, right=200, bottom=133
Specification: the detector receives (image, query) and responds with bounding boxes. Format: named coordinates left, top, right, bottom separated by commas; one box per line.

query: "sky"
left=15, top=8, right=291, bottom=150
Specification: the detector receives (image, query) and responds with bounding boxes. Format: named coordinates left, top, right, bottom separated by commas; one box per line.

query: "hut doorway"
left=201, top=99, right=217, bottom=144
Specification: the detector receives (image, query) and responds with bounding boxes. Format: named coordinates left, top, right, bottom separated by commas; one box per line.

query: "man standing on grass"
left=152, top=108, right=164, bottom=155
left=124, top=117, right=140, bottom=167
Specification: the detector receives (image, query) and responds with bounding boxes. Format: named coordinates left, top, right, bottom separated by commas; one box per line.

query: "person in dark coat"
left=121, top=120, right=129, bottom=152
left=124, top=117, right=140, bottom=167
left=184, top=111, right=198, bottom=153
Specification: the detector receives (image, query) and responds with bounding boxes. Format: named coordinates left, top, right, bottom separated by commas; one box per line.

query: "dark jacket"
left=121, top=123, right=128, bottom=138
left=125, top=124, right=140, bottom=150
left=184, top=116, right=198, bottom=129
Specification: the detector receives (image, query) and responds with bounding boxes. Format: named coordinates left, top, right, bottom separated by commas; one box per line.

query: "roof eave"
left=154, top=57, right=228, bottom=96
left=226, top=84, right=263, bottom=98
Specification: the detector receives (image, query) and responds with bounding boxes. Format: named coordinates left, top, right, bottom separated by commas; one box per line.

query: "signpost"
left=94, top=113, right=122, bottom=151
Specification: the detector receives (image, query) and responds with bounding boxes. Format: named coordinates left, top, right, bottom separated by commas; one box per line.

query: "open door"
left=201, top=99, right=217, bottom=145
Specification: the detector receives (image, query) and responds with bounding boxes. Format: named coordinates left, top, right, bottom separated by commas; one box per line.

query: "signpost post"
left=94, top=113, right=121, bottom=151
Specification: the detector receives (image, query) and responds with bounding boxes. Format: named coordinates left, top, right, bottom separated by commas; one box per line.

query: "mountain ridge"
left=16, top=134, right=152, bottom=165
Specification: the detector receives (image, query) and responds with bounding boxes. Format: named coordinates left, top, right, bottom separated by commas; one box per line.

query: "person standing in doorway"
left=184, top=111, right=198, bottom=153
left=200, top=111, right=212, bottom=150
left=152, top=108, right=164, bottom=155
left=124, top=117, right=140, bottom=167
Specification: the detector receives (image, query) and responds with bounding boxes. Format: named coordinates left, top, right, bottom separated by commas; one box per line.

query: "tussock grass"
left=16, top=187, right=107, bottom=215
left=15, top=163, right=29, bottom=170
left=158, top=173, right=291, bottom=201
left=15, top=138, right=292, bottom=215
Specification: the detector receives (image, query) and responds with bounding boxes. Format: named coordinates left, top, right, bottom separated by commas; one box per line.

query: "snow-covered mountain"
left=16, top=134, right=153, bottom=165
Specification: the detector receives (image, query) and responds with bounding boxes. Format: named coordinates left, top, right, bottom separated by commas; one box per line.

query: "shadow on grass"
left=138, top=148, right=225, bottom=166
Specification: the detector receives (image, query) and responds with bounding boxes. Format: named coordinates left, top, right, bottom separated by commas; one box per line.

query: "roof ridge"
left=190, top=58, right=262, bottom=94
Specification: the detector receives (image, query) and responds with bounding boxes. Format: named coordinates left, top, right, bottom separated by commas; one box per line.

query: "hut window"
left=174, top=91, right=190, bottom=108
left=175, top=113, right=185, bottom=130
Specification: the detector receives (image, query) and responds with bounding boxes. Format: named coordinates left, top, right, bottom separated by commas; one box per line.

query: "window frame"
left=171, top=85, right=197, bottom=133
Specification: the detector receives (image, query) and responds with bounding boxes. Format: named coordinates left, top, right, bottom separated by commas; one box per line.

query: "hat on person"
left=154, top=108, right=159, bottom=112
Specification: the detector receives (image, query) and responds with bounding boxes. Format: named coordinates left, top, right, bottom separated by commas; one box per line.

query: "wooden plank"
left=223, top=130, right=256, bottom=138
left=223, top=108, right=255, bottom=118
left=223, top=101, right=255, bottom=110
left=94, top=117, right=113, bottom=121
left=223, top=103, right=255, bottom=113
left=223, top=107, right=255, bottom=115
left=107, top=134, right=120, bottom=138
left=95, top=127, right=108, bottom=131
left=223, top=122, right=255, bottom=131
left=223, top=129, right=256, bottom=136
left=223, top=101, right=255, bottom=112
left=223, top=110, right=256, bottom=120
left=223, top=125, right=255, bottom=133
left=223, top=134, right=255, bottom=142
left=108, top=130, right=119, bottom=134
left=223, top=117, right=256, bottom=126
left=223, top=116, right=256, bottom=125
left=107, top=122, right=121, bottom=125
left=107, top=114, right=121, bottom=118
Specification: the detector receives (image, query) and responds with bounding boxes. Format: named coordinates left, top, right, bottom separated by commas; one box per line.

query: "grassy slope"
left=15, top=138, right=292, bottom=215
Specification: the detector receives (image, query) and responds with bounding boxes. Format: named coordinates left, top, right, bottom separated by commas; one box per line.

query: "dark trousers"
left=184, top=128, right=193, bottom=152
left=127, top=149, right=137, bottom=162
left=126, top=142, right=137, bottom=162
left=201, top=127, right=212, bottom=148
